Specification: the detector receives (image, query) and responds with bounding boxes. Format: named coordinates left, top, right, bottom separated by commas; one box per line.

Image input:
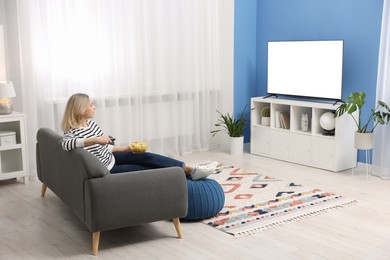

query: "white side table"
left=0, top=112, right=29, bottom=183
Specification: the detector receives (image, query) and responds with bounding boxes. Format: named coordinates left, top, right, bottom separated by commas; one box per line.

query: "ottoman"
left=182, top=178, right=225, bottom=221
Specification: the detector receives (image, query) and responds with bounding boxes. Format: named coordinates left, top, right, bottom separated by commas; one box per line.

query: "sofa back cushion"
left=36, top=128, right=109, bottom=223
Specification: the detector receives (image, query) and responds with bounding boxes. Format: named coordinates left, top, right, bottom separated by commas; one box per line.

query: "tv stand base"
left=263, top=94, right=279, bottom=99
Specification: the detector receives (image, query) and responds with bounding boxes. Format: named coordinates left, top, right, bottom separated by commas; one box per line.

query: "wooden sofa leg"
left=92, top=232, right=100, bottom=256
left=40, top=183, right=47, bottom=197
left=172, top=218, right=183, bottom=239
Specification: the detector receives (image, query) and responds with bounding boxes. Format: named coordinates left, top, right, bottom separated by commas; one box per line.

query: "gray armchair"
left=36, top=128, right=188, bottom=255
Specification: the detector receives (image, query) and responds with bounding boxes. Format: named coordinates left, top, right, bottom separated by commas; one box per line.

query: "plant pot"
left=261, top=116, right=270, bottom=126
left=354, top=132, right=374, bottom=150
left=230, top=136, right=244, bottom=155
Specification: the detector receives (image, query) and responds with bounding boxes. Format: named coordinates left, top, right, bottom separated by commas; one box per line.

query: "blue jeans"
left=110, top=152, right=185, bottom=174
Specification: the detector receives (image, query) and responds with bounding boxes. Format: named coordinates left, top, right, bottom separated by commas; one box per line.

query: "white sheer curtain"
left=17, top=0, right=226, bottom=175
left=373, top=0, right=390, bottom=179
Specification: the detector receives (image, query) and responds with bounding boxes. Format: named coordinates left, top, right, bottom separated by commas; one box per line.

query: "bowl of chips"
left=129, top=141, right=148, bottom=153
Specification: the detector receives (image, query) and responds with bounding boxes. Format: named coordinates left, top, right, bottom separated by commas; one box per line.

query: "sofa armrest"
left=36, top=128, right=109, bottom=182
left=84, top=166, right=188, bottom=232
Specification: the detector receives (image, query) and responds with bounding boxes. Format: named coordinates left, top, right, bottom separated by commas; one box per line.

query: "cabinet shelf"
left=250, top=97, right=357, bottom=172
left=291, top=129, right=313, bottom=136
left=252, top=124, right=269, bottom=128
left=0, top=144, right=22, bottom=151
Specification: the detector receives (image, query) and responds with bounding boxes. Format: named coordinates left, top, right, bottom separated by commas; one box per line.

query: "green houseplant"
left=211, top=105, right=248, bottom=137
left=261, top=107, right=270, bottom=117
left=211, top=106, right=249, bottom=155
left=335, top=91, right=390, bottom=150
left=260, top=107, right=270, bottom=126
left=335, top=92, right=390, bottom=133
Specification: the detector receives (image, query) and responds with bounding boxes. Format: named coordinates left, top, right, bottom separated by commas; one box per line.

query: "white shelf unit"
left=250, top=97, right=357, bottom=172
left=0, top=112, right=28, bottom=183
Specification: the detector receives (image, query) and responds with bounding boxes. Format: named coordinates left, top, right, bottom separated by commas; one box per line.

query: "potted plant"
left=211, top=106, right=248, bottom=155
left=261, top=107, right=270, bottom=126
left=335, top=91, right=390, bottom=149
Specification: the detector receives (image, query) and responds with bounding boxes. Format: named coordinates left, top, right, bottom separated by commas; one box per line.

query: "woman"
left=60, top=93, right=216, bottom=180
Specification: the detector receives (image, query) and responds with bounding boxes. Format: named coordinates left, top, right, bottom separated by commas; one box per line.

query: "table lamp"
left=0, top=81, right=16, bottom=114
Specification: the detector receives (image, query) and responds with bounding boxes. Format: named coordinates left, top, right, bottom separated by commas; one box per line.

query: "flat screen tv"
left=267, top=40, right=344, bottom=100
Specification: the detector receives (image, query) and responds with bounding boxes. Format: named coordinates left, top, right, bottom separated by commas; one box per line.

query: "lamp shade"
left=0, top=81, right=16, bottom=98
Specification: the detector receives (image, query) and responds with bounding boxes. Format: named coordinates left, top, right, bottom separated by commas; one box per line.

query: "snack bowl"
left=129, top=142, right=148, bottom=153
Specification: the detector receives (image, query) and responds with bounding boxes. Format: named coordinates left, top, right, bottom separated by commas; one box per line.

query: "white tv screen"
left=267, top=40, right=344, bottom=100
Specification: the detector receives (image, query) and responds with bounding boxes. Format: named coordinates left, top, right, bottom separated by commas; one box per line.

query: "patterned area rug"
left=203, top=167, right=357, bottom=237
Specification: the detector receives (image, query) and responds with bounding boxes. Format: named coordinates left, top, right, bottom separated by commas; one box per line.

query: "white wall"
left=0, top=1, right=7, bottom=81
left=0, top=25, right=6, bottom=80
left=0, top=0, right=23, bottom=112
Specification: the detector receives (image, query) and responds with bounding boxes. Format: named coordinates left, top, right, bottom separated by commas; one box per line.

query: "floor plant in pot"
left=335, top=91, right=390, bottom=149
left=211, top=106, right=248, bottom=155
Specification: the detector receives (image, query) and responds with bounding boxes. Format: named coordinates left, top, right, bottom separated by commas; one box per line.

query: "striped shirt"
left=61, top=120, right=115, bottom=170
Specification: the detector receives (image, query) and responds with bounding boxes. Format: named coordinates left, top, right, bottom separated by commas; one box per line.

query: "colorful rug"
left=203, top=167, right=357, bottom=237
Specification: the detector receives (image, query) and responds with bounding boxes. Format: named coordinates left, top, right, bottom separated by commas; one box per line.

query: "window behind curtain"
left=17, top=0, right=226, bottom=160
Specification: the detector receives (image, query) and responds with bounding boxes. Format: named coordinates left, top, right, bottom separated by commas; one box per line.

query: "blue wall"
left=234, top=0, right=258, bottom=142
left=234, top=0, right=384, bottom=162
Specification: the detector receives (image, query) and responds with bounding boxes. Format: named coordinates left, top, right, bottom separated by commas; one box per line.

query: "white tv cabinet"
left=250, top=97, right=357, bottom=172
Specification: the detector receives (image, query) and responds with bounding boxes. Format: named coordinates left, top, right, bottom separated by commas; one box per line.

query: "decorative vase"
left=301, top=113, right=309, bottom=132
left=261, top=116, right=270, bottom=126
left=354, top=132, right=374, bottom=150
left=230, top=136, right=244, bottom=155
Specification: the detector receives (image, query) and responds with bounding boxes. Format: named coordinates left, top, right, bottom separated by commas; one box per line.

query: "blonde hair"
left=61, top=93, right=90, bottom=132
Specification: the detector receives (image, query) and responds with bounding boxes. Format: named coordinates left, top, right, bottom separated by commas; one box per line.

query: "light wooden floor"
left=1, top=148, right=390, bottom=259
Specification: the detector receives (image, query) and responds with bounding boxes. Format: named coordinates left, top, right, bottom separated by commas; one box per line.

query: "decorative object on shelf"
left=261, top=107, right=271, bottom=126
left=335, top=91, right=390, bottom=149
left=300, top=113, right=309, bottom=131
left=319, top=111, right=336, bottom=136
left=211, top=105, right=249, bottom=155
left=260, top=107, right=270, bottom=126
left=0, top=81, right=16, bottom=114
left=274, top=110, right=290, bottom=129
left=0, top=130, right=16, bottom=146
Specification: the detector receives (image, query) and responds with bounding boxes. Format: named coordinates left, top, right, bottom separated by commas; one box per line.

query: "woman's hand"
left=85, top=136, right=132, bottom=152
left=112, top=145, right=131, bottom=152
left=84, top=135, right=112, bottom=147
left=94, top=136, right=112, bottom=145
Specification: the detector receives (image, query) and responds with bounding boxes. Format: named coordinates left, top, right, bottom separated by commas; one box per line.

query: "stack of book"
left=274, top=111, right=290, bottom=129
